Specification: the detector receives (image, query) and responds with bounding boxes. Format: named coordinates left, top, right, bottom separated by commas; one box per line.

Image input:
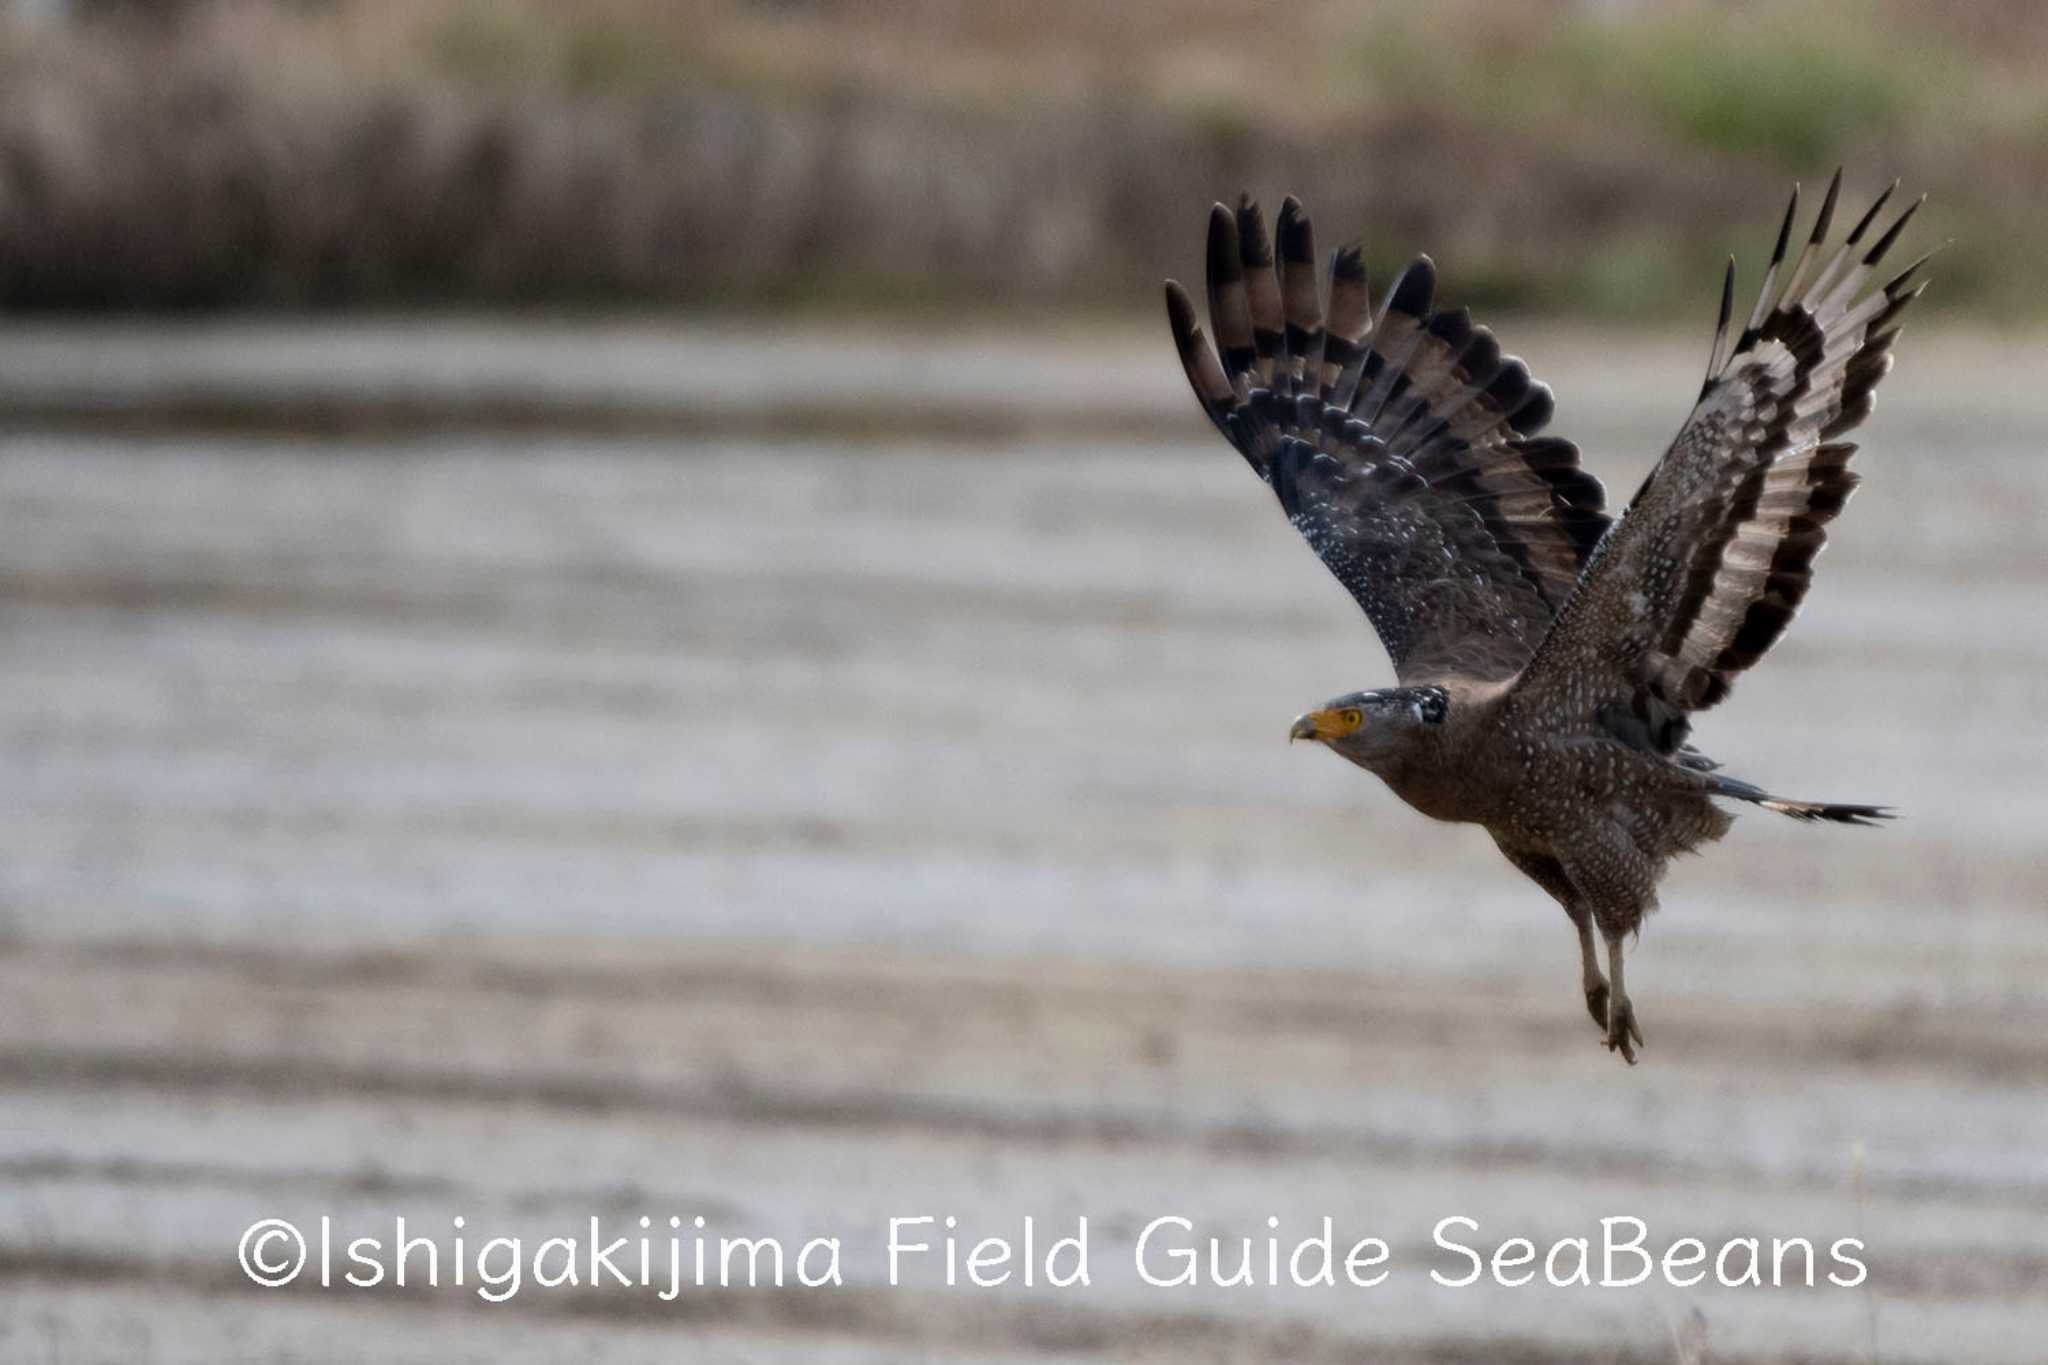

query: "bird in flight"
left=1163, top=171, right=1925, bottom=1063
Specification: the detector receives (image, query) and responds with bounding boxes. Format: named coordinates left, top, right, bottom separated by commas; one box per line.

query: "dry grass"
left=0, top=0, right=2040, bottom=316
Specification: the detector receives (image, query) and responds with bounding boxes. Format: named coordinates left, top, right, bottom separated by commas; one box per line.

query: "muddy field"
left=0, top=322, right=2043, bottom=1362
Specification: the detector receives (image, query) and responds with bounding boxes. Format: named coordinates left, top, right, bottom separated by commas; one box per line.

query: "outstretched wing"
left=1508, top=173, right=1928, bottom=751
left=1164, top=195, right=1609, bottom=683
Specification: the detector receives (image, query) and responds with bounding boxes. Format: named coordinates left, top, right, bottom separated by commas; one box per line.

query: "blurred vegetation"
left=0, top=0, right=2041, bottom=319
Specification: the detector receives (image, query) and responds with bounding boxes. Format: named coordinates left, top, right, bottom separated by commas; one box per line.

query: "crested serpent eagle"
left=1162, top=172, right=1925, bottom=1063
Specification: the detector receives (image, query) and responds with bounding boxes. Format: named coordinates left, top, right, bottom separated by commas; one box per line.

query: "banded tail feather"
left=1759, top=799, right=1893, bottom=827
left=1708, top=774, right=1893, bottom=827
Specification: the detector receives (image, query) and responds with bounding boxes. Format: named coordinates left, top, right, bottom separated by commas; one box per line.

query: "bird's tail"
left=1753, top=797, right=1893, bottom=826
left=1711, top=776, right=1893, bottom=826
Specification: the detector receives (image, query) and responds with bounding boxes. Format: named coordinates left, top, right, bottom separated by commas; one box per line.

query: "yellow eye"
left=1341, top=708, right=1363, bottom=729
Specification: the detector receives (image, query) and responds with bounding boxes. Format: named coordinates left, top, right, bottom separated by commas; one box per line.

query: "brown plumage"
left=1163, top=174, right=1923, bottom=1063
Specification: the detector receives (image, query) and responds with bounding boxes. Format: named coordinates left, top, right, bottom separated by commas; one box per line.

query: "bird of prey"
left=1163, top=172, right=1924, bottom=1063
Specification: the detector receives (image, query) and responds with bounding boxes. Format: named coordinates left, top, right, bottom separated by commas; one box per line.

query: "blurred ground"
left=0, top=321, right=2043, bottom=1362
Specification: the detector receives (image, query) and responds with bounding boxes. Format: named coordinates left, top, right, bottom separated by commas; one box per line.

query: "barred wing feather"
left=1164, top=194, right=1610, bottom=684
left=1509, top=172, right=1927, bottom=751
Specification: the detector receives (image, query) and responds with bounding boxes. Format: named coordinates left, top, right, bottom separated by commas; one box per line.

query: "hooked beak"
left=1290, top=708, right=1357, bottom=743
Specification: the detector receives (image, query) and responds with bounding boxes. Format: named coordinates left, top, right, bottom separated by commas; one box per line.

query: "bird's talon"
left=1584, top=980, right=1610, bottom=1032
left=1605, top=995, right=1642, bottom=1064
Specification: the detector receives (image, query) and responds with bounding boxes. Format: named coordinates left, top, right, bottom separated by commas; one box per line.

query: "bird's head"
left=1289, top=686, right=1448, bottom=770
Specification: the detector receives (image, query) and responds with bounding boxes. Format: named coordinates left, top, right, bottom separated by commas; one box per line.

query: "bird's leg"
left=1494, top=844, right=1610, bottom=1034
left=1572, top=908, right=1608, bottom=1031
left=1603, top=929, right=1644, bottom=1064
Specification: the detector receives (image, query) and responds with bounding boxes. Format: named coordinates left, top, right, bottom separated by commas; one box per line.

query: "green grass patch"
left=1558, top=8, right=1916, bottom=166
left=1346, top=1, right=1950, bottom=167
